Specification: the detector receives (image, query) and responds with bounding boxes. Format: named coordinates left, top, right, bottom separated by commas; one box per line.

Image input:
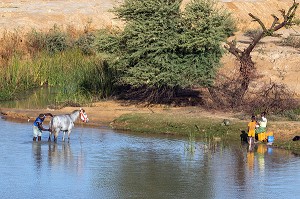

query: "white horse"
left=49, top=108, right=89, bottom=142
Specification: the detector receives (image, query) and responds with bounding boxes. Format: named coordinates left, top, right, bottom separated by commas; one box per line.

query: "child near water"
left=248, top=115, right=257, bottom=145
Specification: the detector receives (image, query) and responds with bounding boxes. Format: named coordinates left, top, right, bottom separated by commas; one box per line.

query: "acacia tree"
left=222, top=0, right=299, bottom=107
left=103, top=0, right=235, bottom=103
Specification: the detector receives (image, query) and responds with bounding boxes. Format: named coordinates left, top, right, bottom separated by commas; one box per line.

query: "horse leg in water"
left=63, top=130, right=67, bottom=142
left=67, top=129, right=72, bottom=142
left=53, top=128, right=60, bottom=142
left=48, top=130, right=52, bottom=142
left=62, top=130, right=71, bottom=142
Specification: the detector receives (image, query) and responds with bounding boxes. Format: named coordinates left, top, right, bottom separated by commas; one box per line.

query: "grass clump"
left=281, top=35, right=300, bottom=48
left=273, top=140, right=300, bottom=155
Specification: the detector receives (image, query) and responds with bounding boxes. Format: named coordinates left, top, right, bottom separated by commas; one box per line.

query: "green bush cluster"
left=26, top=25, right=96, bottom=56
left=97, top=0, right=236, bottom=103
left=75, top=32, right=96, bottom=55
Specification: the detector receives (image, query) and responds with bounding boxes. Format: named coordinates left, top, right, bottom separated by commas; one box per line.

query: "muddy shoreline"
left=2, top=101, right=300, bottom=140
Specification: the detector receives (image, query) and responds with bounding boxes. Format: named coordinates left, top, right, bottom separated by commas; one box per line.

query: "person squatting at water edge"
left=33, top=113, right=53, bottom=141
left=247, top=115, right=257, bottom=145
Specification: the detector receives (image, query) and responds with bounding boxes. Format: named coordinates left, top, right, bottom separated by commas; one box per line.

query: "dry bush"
left=243, top=28, right=263, bottom=40
left=0, top=30, right=26, bottom=66
left=0, top=23, right=99, bottom=64
left=247, top=82, right=298, bottom=114
left=206, top=69, right=298, bottom=114
left=206, top=64, right=261, bottom=109
left=281, top=35, right=300, bottom=48
left=116, top=85, right=203, bottom=106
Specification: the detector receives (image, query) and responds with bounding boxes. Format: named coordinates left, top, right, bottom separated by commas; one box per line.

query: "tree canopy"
left=97, top=0, right=235, bottom=103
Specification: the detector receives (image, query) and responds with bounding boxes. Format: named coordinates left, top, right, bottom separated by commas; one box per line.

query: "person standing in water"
left=33, top=113, right=53, bottom=141
left=248, top=115, right=257, bottom=145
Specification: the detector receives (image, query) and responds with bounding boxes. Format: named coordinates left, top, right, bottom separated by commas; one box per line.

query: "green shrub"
left=75, top=32, right=96, bottom=55
left=45, top=26, right=69, bottom=53
left=26, top=29, right=46, bottom=55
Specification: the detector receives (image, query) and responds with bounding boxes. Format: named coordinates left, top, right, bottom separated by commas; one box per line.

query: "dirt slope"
left=0, top=0, right=121, bottom=32
left=220, top=0, right=300, bottom=96
left=1, top=0, right=297, bottom=32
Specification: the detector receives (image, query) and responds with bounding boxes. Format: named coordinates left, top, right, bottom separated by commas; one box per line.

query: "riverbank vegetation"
left=0, top=25, right=116, bottom=104
left=1, top=0, right=235, bottom=106
left=111, top=112, right=245, bottom=142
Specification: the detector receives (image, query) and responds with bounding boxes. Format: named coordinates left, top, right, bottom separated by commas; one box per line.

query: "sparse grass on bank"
left=273, top=141, right=300, bottom=154
left=111, top=112, right=246, bottom=141
left=111, top=112, right=300, bottom=154
left=281, top=35, right=300, bottom=48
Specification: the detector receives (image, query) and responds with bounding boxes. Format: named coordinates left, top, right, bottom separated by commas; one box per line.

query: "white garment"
left=259, top=116, right=267, bottom=128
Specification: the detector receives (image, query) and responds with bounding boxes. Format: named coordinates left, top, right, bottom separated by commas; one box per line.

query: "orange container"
left=258, top=132, right=267, bottom=141
left=266, top=132, right=274, bottom=137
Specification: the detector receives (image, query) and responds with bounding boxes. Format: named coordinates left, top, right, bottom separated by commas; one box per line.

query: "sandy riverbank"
left=0, top=100, right=153, bottom=127
left=0, top=100, right=238, bottom=128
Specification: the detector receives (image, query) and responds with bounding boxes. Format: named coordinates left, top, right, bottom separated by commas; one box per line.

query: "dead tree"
left=222, top=0, right=299, bottom=107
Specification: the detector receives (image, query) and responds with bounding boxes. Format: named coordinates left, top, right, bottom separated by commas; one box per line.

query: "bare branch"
left=270, top=14, right=279, bottom=29
left=287, top=0, right=298, bottom=17
left=224, top=40, right=243, bottom=58
left=279, top=9, right=287, bottom=21
left=248, top=13, right=268, bottom=32
left=244, top=31, right=264, bottom=55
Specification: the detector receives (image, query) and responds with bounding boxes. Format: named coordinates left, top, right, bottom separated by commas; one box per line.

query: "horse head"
left=80, top=108, right=89, bottom=123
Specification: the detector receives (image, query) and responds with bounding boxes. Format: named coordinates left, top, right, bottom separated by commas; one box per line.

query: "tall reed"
left=0, top=49, right=116, bottom=103
left=0, top=55, right=36, bottom=100
left=0, top=26, right=118, bottom=104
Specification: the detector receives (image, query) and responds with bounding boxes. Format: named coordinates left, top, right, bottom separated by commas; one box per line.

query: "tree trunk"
left=225, top=1, right=298, bottom=108
left=231, top=54, right=255, bottom=107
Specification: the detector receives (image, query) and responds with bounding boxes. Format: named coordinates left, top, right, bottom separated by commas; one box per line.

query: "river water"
left=0, top=118, right=300, bottom=199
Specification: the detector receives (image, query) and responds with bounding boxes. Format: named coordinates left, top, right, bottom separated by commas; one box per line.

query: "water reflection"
left=1, top=119, right=300, bottom=199
left=98, top=144, right=216, bottom=199
left=47, top=142, right=73, bottom=169
left=247, top=146, right=255, bottom=170
left=0, top=87, right=59, bottom=109
left=245, top=144, right=277, bottom=173
left=32, top=142, right=42, bottom=172
left=31, top=141, right=86, bottom=176
left=257, top=144, right=267, bottom=173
